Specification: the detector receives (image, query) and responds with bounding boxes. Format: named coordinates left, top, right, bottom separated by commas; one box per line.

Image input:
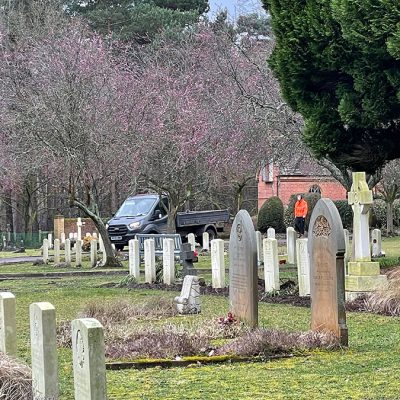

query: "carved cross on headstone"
left=348, top=172, right=373, bottom=261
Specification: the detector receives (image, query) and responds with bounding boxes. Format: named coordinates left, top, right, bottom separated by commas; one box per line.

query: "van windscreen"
left=115, top=198, right=156, bottom=217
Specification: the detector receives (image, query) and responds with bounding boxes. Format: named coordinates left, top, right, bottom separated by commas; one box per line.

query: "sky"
left=208, top=0, right=265, bottom=20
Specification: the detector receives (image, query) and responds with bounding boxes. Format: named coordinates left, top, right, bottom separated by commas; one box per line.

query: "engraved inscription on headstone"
left=229, top=210, right=258, bottom=328
left=308, top=199, right=348, bottom=346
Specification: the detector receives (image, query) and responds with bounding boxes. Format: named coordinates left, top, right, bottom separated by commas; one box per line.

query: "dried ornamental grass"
left=0, top=353, right=32, bottom=400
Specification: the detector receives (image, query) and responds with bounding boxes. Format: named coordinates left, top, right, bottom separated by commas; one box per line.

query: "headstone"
left=371, top=229, right=382, bottom=257
left=60, top=232, right=66, bottom=244
left=128, top=239, right=140, bottom=279
left=202, top=231, right=210, bottom=252
left=263, top=238, right=279, bottom=292
left=72, top=318, right=106, bottom=400
left=267, top=227, right=276, bottom=239
left=90, top=239, right=97, bottom=268
left=308, top=198, right=348, bottom=346
left=343, top=229, right=350, bottom=274
left=69, top=232, right=74, bottom=240
left=92, top=232, right=98, bottom=239
left=42, top=239, right=49, bottom=264
left=54, top=239, right=61, bottom=264
left=144, top=239, right=156, bottom=283
left=211, top=239, right=225, bottom=288
left=30, top=302, right=58, bottom=399
left=0, top=292, right=16, bottom=356
left=229, top=210, right=258, bottom=328
left=47, top=233, right=53, bottom=249
left=256, top=231, right=263, bottom=266
left=346, top=172, right=386, bottom=300
left=163, top=238, right=175, bottom=285
left=75, top=239, right=82, bottom=268
left=2, top=236, right=6, bottom=250
left=296, top=238, right=311, bottom=296
left=180, top=243, right=197, bottom=276
left=187, top=233, right=196, bottom=251
left=65, top=239, right=72, bottom=266
left=73, top=232, right=78, bottom=240
left=98, top=234, right=105, bottom=253
left=174, top=275, right=201, bottom=314
left=287, top=227, right=297, bottom=264
left=77, top=218, right=82, bottom=241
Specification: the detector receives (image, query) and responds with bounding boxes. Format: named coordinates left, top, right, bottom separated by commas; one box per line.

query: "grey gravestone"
left=174, top=275, right=201, bottom=314
left=229, top=210, right=258, bottom=328
left=0, top=292, right=16, bottom=356
left=308, top=198, right=348, bottom=346
left=180, top=243, right=197, bottom=276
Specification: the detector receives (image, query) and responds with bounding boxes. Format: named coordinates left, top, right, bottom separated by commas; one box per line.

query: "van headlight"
left=105, top=223, right=109, bottom=229
left=129, top=222, right=141, bottom=230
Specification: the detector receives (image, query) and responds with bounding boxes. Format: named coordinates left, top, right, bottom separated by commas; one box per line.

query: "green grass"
left=4, top=267, right=400, bottom=400
left=382, top=236, right=400, bottom=258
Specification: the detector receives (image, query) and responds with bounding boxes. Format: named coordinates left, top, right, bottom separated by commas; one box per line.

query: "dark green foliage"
left=236, top=13, right=271, bottom=36
left=284, top=193, right=321, bottom=231
left=257, top=196, right=285, bottom=233
left=333, top=200, right=352, bottom=229
left=64, top=0, right=207, bottom=43
left=263, top=0, right=400, bottom=173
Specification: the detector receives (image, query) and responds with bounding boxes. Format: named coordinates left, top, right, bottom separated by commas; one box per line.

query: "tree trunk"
left=387, top=202, right=394, bottom=234
left=167, top=206, right=178, bottom=233
left=72, top=199, right=122, bottom=268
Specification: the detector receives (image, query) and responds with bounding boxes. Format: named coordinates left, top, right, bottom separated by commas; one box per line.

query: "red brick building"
left=258, top=161, right=347, bottom=209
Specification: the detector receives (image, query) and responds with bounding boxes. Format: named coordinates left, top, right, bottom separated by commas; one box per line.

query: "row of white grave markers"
left=0, top=292, right=107, bottom=400
left=42, top=238, right=84, bottom=267
left=256, top=228, right=276, bottom=266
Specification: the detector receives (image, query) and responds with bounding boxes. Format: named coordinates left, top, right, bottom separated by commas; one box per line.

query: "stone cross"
left=211, top=239, right=225, bottom=288
left=202, top=231, right=210, bottom=252
left=75, top=239, right=82, bottom=268
left=144, top=239, right=156, bottom=283
left=65, top=239, right=71, bottom=266
left=77, top=218, right=83, bottom=241
left=371, top=229, right=382, bottom=257
left=42, top=239, right=49, bottom=264
left=72, top=318, right=106, bottom=400
left=174, top=275, right=201, bottom=314
left=286, top=227, right=297, bottom=264
left=0, top=292, right=16, bottom=356
left=128, top=239, right=140, bottom=279
left=187, top=233, right=196, bottom=251
left=229, top=210, right=258, bottom=328
left=163, top=238, right=175, bottom=285
left=267, top=227, right=276, bottom=239
left=90, top=239, right=97, bottom=268
left=47, top=233, right=53, bottom=249
left=30, top=302, right=58, bottom=400
left=296, top=238, right=311, bottom=296
left=263, top=238, right=280, bottom=292
left=308, top=198, right=348, bottom=346
left=256, top=231, right=263, bottom=266
left=54, top=239, right=61, bottom=264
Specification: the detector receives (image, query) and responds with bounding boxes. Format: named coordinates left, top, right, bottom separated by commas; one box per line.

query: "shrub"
left=284, top=193, right=321, bottom=232
left=333, top=200, right=353, bottom=229
left=371, top=199, right=387, bottom=229
left=0, top=353, right=32, bottom=399
left=257, top=196, right=285, bottom=233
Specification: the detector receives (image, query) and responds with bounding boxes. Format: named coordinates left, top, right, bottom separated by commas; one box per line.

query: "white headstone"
left=72, top=318, right=106, bottom=400
left=174, top=275, right=201, bottom=314
left=263, top=238, right=280, bottom=292
left=128, top=239, right=140, bottom=279
left=30, top=302, right=58, bottom=399
left=0, top=292, right=16, bottom=356
left=211, top=239, right=225, bottom=288
left=202, top=232, right=210, bottom=251
left=69, top=232, right=74, bottom=240
left=42, top=239, right=49, bottom=264
left=85, top=233, right=91, bottom=237
left=163, top=238, right=175, bottom=285
left=256, top=231, right=263, bottom=266
left=267, top=227, right=276, bottom=239
left=77, top=218, right=82, bottom=241
left=92, top=232, right=98, bottom=239
left=60, top=232, right=66, bottom=244
left=188, top=233, right=196, bottom=251
left=65, top=239, right=71, bottom=266
left=371, top=229, right=382, bottom=257
left=144, top=239, right=156, bottom=283
left=47, top=233, right=53, bottom=249
left=287, top=227, right=297, bottom=264
left=296, top=238, right=311, bottom=296
left=90, top=239, right=97, bottom=268
left=75, top=239, right=82, bottom=268
left=73, top=232, right=78, bottom=240
left=54, top=239, right=60, bottom=264
left=98, top=234, right=105, bottom=253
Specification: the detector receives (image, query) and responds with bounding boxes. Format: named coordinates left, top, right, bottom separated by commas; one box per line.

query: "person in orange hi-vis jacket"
left=294, top=194, right=308, bottom=238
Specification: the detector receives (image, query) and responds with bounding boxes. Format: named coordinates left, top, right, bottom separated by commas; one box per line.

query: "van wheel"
left=206, top=229, right=216, bottom=242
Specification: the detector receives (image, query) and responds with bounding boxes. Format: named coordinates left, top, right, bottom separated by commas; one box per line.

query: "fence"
left=0, top=231, right=52, bottom=250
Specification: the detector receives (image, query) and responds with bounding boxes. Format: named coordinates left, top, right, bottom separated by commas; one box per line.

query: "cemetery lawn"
left=5, top=272, right=400, bottom=400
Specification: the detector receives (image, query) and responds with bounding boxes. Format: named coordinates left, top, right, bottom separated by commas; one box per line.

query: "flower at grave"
left=218, top=312, right=237, bottom=326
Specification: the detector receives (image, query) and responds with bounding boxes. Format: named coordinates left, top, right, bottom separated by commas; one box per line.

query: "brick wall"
left=63, top=218, right=98, bottom=237
left=258, top=175, right=347, bottom=208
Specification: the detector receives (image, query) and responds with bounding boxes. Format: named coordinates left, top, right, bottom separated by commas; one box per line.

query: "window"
left=309, top=185, right=322, bottom=194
